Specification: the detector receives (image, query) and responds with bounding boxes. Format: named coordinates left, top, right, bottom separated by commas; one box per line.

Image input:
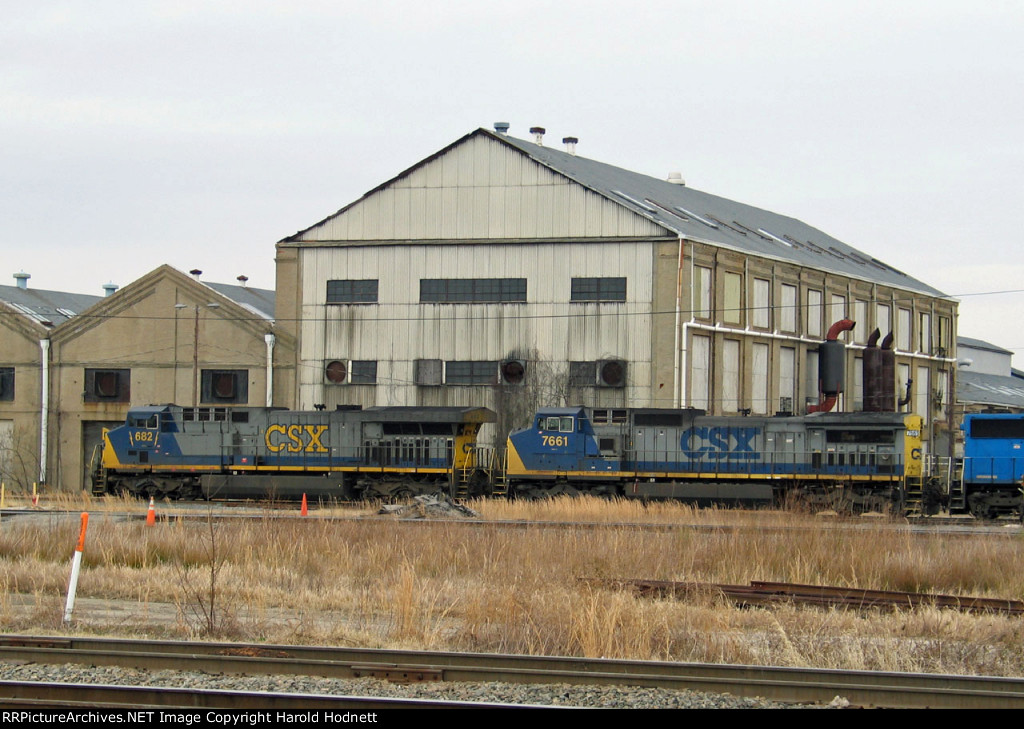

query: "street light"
left=175, top=302, right=220, bottom=407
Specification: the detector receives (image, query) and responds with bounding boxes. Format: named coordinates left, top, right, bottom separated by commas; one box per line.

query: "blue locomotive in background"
left=959, top=413, right=1024, bottom=519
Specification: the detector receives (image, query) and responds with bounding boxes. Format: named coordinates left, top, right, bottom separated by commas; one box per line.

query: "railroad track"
left=0, top=680, right=519, bottom=710
left=2, top=635, right=1023, bottom=709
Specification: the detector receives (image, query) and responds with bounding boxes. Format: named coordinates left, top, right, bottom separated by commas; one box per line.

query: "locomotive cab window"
left=540, top=416, right=574, bottom=433
left=130, top=414, right=158, bottom=429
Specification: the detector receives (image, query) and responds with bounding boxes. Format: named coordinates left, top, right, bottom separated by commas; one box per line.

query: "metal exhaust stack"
left=808, top=318, right=855, bottom=413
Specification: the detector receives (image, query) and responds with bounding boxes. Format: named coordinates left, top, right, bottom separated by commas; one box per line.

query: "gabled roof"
left=957, top=336, right=1013, bottom=356
left=0, top=283, right=101, bottom=329
left=206, top=282, right=275, bottom=320
left=283, top=128, right=949, bottom=299
left=50, top=265, right=279, bottom=344
left=958, top=370, right=1024, bottom=410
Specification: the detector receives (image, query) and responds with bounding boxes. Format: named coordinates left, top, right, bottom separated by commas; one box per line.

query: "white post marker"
left=63, top=512, right=90, bottom=624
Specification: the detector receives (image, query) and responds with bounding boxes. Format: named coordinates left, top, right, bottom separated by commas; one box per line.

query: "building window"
left=84, top=368, right=130, bottom=402
left=854, top=300, right=868, bottom=343
left=415, top=359, right=443, bottom=386
left=937, top=316, right=951, bottom=354
left=877, top=304, right=891, bottom=338
left=915, top=366, right=930, bottom=419
left=752, top=343, right=769, bottom=414
left=201, top=370, right=248, bottom=404
left=0, top=368, right=13, bottom=402
left=569, top=361, right=596, bottom=387
left=693, top=266, right=711, bottom=318
left=779, top=347, right=796, bottom=413
left=829, top=294, right=846, bottom=327
left=445, top=361, right=497, bottom=385
left=752, top=278, right=770, bottom=329
left=807, top=290, right=822, bottom=337
left=919, top=312, right=931, bottom=353
left=325, top=360, right=377, bottom=385
left=570, top=277, right=626, bottom=302
left=780, top=284, right=797, bottom=332
left=351, top=361, right=377, bottom=384
left=806, top=349, right=820, bottom=407
left=326, top=279, right=378, bottom=304
left=722, top=339, right=740, bottom=411
left=897, top=308, right=912, bottom=350
left=420, top=279, right=526, bottom=303
left=723, top=272, right=742, bottom=325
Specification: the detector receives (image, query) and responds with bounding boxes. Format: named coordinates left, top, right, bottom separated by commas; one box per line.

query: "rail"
left=2, top=635, right=1023, bottom=709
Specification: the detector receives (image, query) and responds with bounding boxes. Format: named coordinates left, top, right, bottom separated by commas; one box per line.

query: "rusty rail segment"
left=3, top=635, right=1024, bottom=708
left=595, top=578, right=1024, bottom=615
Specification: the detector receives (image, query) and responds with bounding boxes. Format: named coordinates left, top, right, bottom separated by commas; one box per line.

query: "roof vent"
left=13, top=272, right=30, bottom=289
left=529, top=126, right=546, bottom=145
left=189, top=269, right=203, bottom=280
left=102, top=282, right=119, bottom=297
left=562, top=136, right=578, bottom=155
left=493, top=121, right=510, bottom=134
left=666, top=172, right=685, bottom=185
left=236, top=275, right=249, bottom=287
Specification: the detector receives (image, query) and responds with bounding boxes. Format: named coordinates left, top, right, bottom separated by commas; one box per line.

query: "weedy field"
left=2, top=492, right=1024, bottom=676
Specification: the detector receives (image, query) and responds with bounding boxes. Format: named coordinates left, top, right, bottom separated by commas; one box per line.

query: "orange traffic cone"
left=301, top=493, right=308, bottom=516
left=146, top=496, right=156, bottom=526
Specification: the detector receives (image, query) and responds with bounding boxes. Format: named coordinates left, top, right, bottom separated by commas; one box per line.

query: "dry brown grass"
left=2, top=494, right=1024, bottom=676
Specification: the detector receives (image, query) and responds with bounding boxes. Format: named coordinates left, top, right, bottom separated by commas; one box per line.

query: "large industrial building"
left=275, top=126, right=959, bottom=455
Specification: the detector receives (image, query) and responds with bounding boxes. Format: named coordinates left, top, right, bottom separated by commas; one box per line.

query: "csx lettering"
left=265, top=424, right=329, bottom=453
left=681, top=427, right=760, bottom=460
left=542, top=435, right=568, bottom=447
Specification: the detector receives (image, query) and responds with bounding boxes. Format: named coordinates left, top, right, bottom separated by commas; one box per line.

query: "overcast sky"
left=4, top=1, right=1023, bottom=358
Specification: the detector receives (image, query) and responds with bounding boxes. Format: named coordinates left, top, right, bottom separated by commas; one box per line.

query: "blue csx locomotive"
left=92, top=404, right=497, bottom=501
left=93, top=402, right=926, bottom=511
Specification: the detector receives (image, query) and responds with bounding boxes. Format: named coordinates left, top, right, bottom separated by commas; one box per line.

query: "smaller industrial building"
left=956, top=337, right=1024, bottom=416
left=0, top=266, right=293, bottom=492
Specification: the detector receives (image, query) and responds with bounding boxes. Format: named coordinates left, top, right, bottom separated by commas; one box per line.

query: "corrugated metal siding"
left=297, top=242, right=655, bottom=412
left=297, top=136, right=666, bottom=242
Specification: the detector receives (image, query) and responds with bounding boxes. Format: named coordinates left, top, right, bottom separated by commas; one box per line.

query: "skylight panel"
left=673, top=206, right=718, bottom=229
left=56, top=308, right=76, bottom=318
left=610, top=190, right=657, bottom=213
left=10, top=302, right=53, bottom=326
left=756, top=228, right=794, bottom=247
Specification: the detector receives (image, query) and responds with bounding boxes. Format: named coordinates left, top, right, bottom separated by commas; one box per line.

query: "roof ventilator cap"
left=493, top=121, right=510, bottom=134
left=102, top=283, right=118, bottom=296
left=562, top=136, right=578, bottom=155
left=667, top=172, right=685, bottom=185
left=13, top=272, right=30, bottom=289
left=530, top=126, right=545, bottom=145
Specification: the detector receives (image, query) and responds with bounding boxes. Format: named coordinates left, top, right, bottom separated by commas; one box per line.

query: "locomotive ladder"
left=454, top=445, right=506, bottom=500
